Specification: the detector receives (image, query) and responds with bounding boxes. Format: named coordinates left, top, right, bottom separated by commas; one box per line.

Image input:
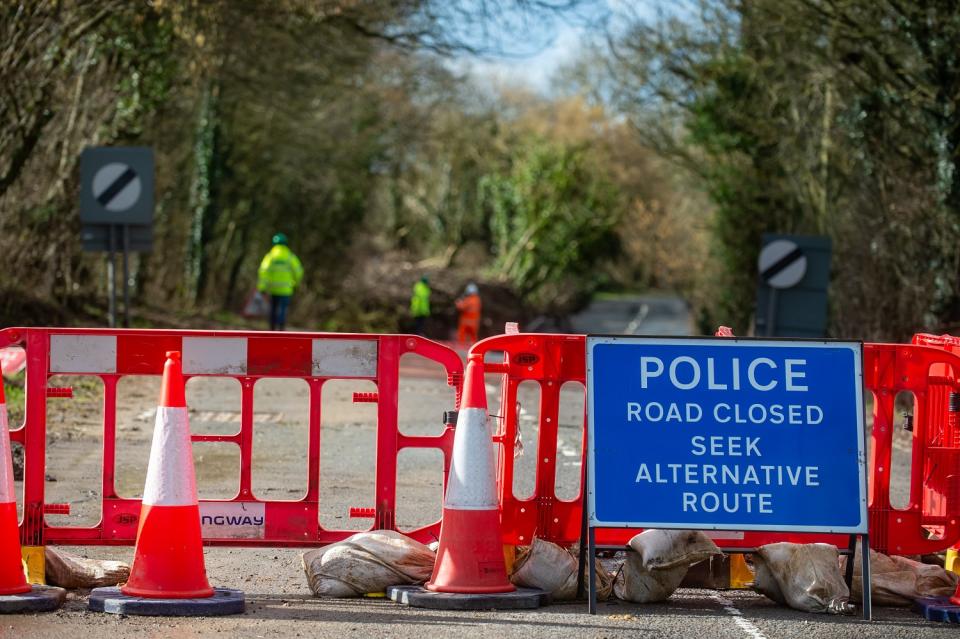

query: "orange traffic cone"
left=121, top=351, right=214, bottom=598
left=0, top=381, right=29, bottom=597
left=426, top=352, right=514, bottom=594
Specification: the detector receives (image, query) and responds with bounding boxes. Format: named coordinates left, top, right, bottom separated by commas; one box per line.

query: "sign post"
left=755, top=234, right=831, bottom=337
left=79, top=147, right=154, bottom=328
left=758, top=239, right=808, bottom=337
left=585, top=336, right=870, bottom=618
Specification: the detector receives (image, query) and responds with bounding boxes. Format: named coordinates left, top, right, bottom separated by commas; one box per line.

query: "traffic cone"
left=426, top=352, right=514, bottom=594
left=0, top=381, right=30, bottom=596
left=121, top=351, right=214, bottom=598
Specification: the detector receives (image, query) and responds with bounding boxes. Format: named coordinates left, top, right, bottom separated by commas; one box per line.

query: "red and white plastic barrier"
left=2, top=327, right=462, bottom=550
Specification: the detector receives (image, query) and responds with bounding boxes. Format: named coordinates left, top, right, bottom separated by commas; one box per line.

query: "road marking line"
left=713, top=594, right=768, bottom=639
left=624, top=303, right=650, bottom=334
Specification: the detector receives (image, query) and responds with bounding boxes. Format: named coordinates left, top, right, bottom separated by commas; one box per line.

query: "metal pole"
left=107, top=225, right=117, bottom=328
left=576, top=473, right=589, bottom=599
left=764, top=288, right=779, bottom=337
left=861, top=534, right=872, bottom=621
left=122, top=225, right=131, bottom=328
left=843, top=534, right=856, bottom=590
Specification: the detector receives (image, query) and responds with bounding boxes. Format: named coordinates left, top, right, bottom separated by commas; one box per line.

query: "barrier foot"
left=913, top=597, right=960, bottom=623
left=387, top=585, right=548, bottom=610
left=729, top=554, right=754, bottom=589
left=946, top=548, right=960, bottom=574
left=0, top=585, right=65, bottom=613
left=21, top=546, right=45, bottom=584
left=88, top=587, right=245, bottom=616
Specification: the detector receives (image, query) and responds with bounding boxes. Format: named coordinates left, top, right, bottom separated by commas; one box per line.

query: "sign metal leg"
left=843, top=534, right=856, bottom=590
left=860, top=534, right=872, bottom=621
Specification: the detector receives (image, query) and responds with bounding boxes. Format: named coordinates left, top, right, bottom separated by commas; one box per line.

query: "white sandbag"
left=510, top=538, right=613, bottom=600
left=301, top=530, right=436, bottom=597
left=44, top=547, right=130, bottom=589
left=630, top=529, right=721, bottom=570
left=843, top=546, right=959, bottom=606
left=752, top=551, right=786, bottom=605
left=753, top=543, right=852, bottom=614
left=614, top=530, right=721, bottom=603
left=614, top=552, right=689, bottom=602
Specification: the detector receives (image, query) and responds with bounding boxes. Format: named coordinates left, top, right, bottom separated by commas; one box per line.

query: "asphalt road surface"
left=8, top=299, right=942, bottom=637
left=569, top=294, right=693, bottom=336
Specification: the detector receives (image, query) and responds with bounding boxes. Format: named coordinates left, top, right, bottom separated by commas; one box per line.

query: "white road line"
left=713, top=594, right=768, bottom=639
left=624, top=303, right=650, bottom=334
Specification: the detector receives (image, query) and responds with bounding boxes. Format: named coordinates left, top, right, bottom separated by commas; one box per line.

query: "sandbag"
left=242, top=289, right=269, bottom=318
left=510, top=538, right=613, bottom=600
left=614, top=530, right=721, bottom=603
left=753, top=543, right=852, bottom=614
left=301, top=530, right=435, bottom=597
left=44, top=547, right=130, bottom=589
left=843, top=546, right=958, bottom=606
left=631, top=529, right=721, bottom=569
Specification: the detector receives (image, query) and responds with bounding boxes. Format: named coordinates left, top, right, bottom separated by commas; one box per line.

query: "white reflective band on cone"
left=142, top=407, right=198, bottom=507
left=443, top=407, right=498, bottom=510
left=0, top=405, right=13, bottom=503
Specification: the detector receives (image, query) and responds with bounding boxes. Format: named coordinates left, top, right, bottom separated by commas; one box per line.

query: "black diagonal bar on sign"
left=761, top=246, right=804, bottom=282
left=96, top=167, right=137, bottom=207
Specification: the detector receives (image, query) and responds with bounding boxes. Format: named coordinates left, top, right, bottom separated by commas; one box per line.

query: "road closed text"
left=626, top=401, right=823, bottom=425
left=627, top=355, right=828, bottom=516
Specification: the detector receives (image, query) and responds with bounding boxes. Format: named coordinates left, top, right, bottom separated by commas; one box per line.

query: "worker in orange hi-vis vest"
left=455, top=283, right=482, bottom=346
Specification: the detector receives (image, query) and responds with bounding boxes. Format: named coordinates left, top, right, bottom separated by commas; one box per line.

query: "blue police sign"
left=586, top=337, right=867, bottom=533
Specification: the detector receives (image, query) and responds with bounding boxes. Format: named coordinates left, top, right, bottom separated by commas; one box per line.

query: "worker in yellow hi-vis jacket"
left=257, top=233, right=304, bottom=331
left=409, top=275, right=431, bottom=336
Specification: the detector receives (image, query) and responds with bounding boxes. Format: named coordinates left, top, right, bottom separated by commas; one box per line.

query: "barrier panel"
left=908, top=334, right=960, bottom=552
left=472, top=333, right=960, bottom=555
left=3, top=327, right=462, bottom=548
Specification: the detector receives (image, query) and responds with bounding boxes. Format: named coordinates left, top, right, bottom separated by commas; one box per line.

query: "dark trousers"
left=413, top=315, right=427, bottom=336
left=269, top=295, right=291, bottom=331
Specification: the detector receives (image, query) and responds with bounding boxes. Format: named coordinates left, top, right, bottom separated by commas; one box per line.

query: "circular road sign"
left=92, top=162, right=142, bottom=212
left=758, top=239, right=807, bottom=289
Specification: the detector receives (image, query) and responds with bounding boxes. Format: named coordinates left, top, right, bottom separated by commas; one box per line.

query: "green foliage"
left=0, top=1, right=665, bottom=330
left=481, top=139, right=623, bottom=308
left=603, top=0, right=960, bottom=339
left=98, top=9, right=180, bottom=139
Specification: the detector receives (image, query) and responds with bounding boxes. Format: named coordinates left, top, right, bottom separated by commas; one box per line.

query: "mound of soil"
left=338, top=251, right=532, bottom=340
